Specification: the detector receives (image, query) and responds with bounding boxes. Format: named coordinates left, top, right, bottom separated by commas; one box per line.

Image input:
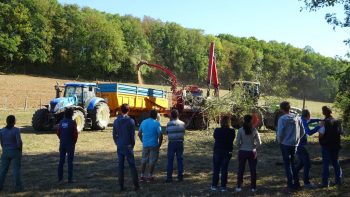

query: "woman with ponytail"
left=235, top=114, right=261, bottom=193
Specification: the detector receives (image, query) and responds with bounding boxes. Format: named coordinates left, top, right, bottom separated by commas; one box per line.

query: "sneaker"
left=220, top=187, right=227, bottom=192
left=251, top=188, right=257, bottom=192
left=304, top=183, right=316, bottom=189
left=147, top=176, right=155, bottom=182
left=139, top=176, right=146, bottom=182
left=235, top=187, right=242, bottom=192
left=210, top=186, right=217, bottom=191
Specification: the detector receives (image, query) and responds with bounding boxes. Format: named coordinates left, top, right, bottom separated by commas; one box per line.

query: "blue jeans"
left=58, top=145, right=75, bottom=181
left=0, top=149, right=22, bottom=190
left=280, top=144, right=300, bottom=188
left=321, top=146, right=342, bottom=185
left=166, top=141, right=184, bottom=180
left=211, top=149, right=232, bottom=188
left=117, top=145, right=139, bottom=188
left=296, top=146, right=311, bottom=184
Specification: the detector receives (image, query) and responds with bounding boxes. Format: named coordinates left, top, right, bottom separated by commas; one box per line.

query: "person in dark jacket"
left=0, top=115, right=23, bottom=191
left=57, top=108, right=78, bottom=183
left=113, top=104, right=139, bottom=191
left=211, top=116, right=235, bottom=192
left=319, top=106, right=343, bottom=187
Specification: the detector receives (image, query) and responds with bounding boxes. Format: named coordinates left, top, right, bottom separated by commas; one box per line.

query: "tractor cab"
left=64, top=82, right=97, bottom=107
left=231, top=81, right=260, bottom=103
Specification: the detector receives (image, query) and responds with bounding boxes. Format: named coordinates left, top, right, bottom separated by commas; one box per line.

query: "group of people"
left=0, top=101, right=344, bottom=194
left=113, top=104, right=186, bottom=191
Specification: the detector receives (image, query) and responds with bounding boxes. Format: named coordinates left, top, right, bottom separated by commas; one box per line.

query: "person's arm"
left=157, top=123, right=163, bottom=147
left=16, top=128, right=23, bottom=151
left=138, top=124, right=143, bottom=142
left=57, top=124, right=61, bottom=139
left=236, top=129, right=241, bottom=147
left=130, top=119, right=136, bottom=147
left=255, top=130, right=262, bottom=148
left=276, top=118, right=284, bottom=143
left=72, top=122, right=78, bottom=144
left=302, top=118, right=320, bottom=136
left=112, top=120, right=118, bottom=146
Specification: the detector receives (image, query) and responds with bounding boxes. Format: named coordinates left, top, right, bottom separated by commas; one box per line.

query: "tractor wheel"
left=91, top=102, right=110, bottom=130
left=32, top=108, right=54, bottom=131
left=72, top=110, right=85, bottom=132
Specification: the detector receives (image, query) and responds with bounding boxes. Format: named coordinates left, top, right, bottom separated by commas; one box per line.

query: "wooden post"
left=302, top=95, right=306, bottom=110
left=24, top=97, right=28, bottom=111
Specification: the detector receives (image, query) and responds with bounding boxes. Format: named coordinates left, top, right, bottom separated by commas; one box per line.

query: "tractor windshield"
left=64, top=86, right=83, bottom=105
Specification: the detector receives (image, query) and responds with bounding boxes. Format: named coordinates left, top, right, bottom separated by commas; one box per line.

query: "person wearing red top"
left=57, top=108, right=78, bottom=183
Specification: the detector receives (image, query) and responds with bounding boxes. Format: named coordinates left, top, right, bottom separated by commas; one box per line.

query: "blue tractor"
left=32, top=82, right=110, bottom=132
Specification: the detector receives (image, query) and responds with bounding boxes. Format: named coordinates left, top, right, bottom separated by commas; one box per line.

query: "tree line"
left=0, top=0, right=348, bottom=103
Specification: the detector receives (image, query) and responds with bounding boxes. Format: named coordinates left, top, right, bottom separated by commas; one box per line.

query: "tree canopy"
left=0, top=0, right=348, bottom=103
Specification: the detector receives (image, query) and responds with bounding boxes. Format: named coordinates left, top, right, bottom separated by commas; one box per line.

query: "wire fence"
left=0, top=97, right=47, bottom=111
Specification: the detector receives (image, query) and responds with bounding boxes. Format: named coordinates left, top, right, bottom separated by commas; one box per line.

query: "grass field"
left=0, top=74, right=348, bottom=196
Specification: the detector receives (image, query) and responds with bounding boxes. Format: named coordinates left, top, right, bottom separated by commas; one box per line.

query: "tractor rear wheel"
left=91, top=102, right=110, bottom=130
left=72, top=110, right=85, bottom=132
left=32, top=108, right=54, bottom=131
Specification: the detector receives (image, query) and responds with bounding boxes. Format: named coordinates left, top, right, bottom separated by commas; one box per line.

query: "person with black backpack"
left=319, top=106, right=343, bottom=187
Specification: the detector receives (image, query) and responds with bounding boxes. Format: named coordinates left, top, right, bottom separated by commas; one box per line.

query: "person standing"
left=210, top=116, right=235, bottom=192
left=57, top=108, right=78, bottom=183
left=319, top=106, right=343, bottom=187
left=235, top=114, right=261, bottom=193
left=0, top=115, right=23, bottom=192
left=277, top=101, right=305, bottom=191
left=113, top=104, right=139, bottom=191
left=138, top=110, right=163, bottom=182
left=296, top=109, right=320, bottom=189
left=165, top=109, right=185, bottom=183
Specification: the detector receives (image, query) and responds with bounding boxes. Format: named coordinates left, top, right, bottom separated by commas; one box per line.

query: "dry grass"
left=0, top=109, right=349, bottom=197
left=0, top=74, right=348, bottom=196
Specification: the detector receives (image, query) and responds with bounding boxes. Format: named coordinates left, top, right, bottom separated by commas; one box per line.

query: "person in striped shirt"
left=165, top=109, right=185, bottom=183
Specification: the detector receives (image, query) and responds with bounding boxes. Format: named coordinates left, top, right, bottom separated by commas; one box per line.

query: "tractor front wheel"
left=72, top=110, right=85, bottom=132
left=32, top=108, right=54, bottom=131
left=91, top=102, right=110, bottom=130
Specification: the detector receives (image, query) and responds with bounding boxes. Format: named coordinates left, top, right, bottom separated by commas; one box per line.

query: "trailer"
left=97, top=83, right=169, bottom=124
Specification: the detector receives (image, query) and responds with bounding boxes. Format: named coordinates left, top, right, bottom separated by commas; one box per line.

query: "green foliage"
left=0, top=0, right=348, bottom=104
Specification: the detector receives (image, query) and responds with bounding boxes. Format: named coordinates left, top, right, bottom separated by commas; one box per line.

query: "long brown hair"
left=243, top=114, right=253, bottom=135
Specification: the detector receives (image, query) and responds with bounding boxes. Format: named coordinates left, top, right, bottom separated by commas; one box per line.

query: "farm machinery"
left=32, top=82, right=110, bottom=132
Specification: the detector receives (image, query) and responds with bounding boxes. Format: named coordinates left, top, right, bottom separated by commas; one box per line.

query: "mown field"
left=0, top=74, right=348, bottom=196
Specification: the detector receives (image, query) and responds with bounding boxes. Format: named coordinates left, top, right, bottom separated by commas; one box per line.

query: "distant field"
left=0, top=74, right=348, bottom=196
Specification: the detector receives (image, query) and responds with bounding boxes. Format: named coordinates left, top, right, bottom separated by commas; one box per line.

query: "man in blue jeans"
left=296, top=109, right=320, bottom=189
left=138, top=110, right=163, bottom=182
left=277, top=101, right=305, bottom=191
left=113, top=104, right=139, bottom=191
left=0, top=115, right=23, bottom=192
left=319, top=106, right=343, bottom=187
left=57, top=108, right=78, bottom=183
left=165, top=109, right=185, bottom=183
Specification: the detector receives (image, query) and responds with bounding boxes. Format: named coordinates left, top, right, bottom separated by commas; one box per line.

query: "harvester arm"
left=136, top=60, right=178, bottom=94
left=207, top=42, right=219, bottom=97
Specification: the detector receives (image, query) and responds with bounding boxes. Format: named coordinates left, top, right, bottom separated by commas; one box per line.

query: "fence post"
left=24, top=97, right=28, bottom=111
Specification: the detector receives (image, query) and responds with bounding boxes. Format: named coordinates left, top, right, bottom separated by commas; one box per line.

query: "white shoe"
left=210, top=186, right=217, bottom=191
left=235, top=187, right=242, bottom=192
left=251, top=188, right=257, bottom=192
left=220, top=187, right=227, bottom=192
